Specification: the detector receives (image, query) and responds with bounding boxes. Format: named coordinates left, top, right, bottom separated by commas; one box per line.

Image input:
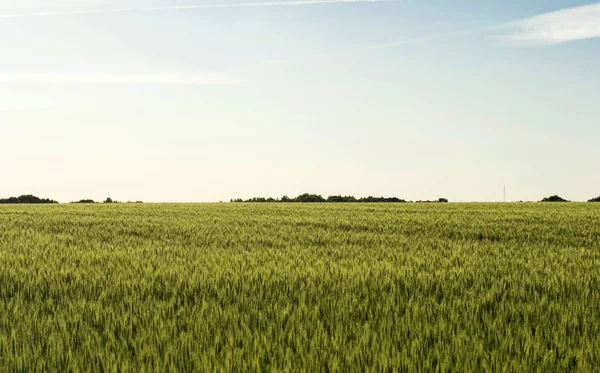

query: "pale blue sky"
left=1, top=0, right=599, bottom=202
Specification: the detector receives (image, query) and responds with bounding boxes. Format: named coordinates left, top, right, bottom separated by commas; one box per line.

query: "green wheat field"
left=1, top=203, right=599, bottom=372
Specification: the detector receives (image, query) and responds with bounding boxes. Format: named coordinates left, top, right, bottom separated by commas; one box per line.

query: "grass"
left=0, top=203, right=599, bottom=372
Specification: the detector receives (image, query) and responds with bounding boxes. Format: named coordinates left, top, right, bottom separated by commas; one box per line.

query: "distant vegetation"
left=1, top=194, right=598, bottom=204
left=230, top=194, right=450, bottom=203
left=416, top=198, right=450, bottom=203
left=71, top=199, right=97, bottom=204
left=540, top=195, right=570, bottom=202
left=70, top=199, right=143, bottom=204
left=0, top=195, right=58, bottom=204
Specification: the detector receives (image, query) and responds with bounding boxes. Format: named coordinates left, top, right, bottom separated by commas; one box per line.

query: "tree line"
left=1, top=194, right=599, bottom=204
left=0, top=195, right=58, bottom=204
left=231, top=194, right=449, bottom=203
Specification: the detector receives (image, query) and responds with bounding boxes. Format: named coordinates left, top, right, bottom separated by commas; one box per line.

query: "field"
left=1, top=203, right=599, bottom=372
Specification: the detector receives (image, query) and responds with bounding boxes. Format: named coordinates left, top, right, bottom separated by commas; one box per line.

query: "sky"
left=1, top=0, right=599, bottom=202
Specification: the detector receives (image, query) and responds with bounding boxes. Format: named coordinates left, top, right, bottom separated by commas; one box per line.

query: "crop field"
left=1, top=203, right=599, bottom=372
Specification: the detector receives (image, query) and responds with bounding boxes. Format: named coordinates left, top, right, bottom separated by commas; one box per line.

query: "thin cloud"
left=0, top=0, right=396, bottom=19
left=502, top=2, right=600, bottom=45
left=0, top=72, right=241, bottom=85
left=330, top=2, right=600, bottom=53
left=361, top=2, right=600, bottom=50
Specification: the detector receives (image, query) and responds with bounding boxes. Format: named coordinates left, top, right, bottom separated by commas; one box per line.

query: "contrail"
left=0, top=0, right=396, bottom=19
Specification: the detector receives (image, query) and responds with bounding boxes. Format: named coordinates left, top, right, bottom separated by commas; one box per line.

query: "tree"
left=438, top=198, right=449, bottom=203
left=540, top=195, right=569, bottom=202
left=589, top=196, right=600, bottom=203
left=72, top=199, right=96, bottom=204
left=294, top=193, right=326, bottom=203
left=104, top=197, right=114, bottom=204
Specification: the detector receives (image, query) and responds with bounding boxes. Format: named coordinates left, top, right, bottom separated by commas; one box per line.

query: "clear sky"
left=1, top=0, right=599, bottom=202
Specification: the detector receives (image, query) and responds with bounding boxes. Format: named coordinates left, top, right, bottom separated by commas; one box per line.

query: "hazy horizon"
left=2, top=0, right=599, bottom=203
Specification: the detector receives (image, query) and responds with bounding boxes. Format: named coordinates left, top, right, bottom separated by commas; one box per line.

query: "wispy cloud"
left=502, top=2, right=600, bottom=45
left=0, top=72, right=240, bottom=85
left=0, top=0, right=395, bottom=19
left=345, top=3, right=600, bottom=52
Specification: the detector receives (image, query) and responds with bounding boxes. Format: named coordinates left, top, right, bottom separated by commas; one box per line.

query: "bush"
left=72, top=199, right=96, bottom=204
left=540, top=195, right=569, bottom=203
